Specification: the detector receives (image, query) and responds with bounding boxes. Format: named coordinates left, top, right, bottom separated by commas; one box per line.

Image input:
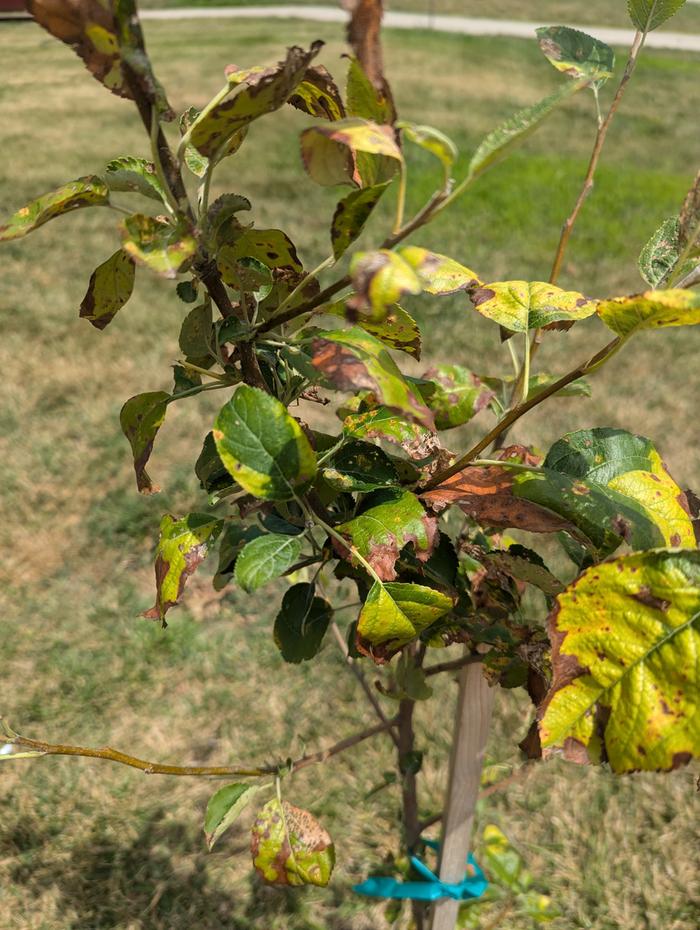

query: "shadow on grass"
left=6, top=808, right=362, bottom=930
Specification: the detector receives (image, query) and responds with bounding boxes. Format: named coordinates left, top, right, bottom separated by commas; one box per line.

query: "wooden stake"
left=429, top=662, right=495, bottom=930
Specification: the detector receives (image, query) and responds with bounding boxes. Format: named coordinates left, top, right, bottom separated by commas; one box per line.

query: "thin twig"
left=423, top=654, right=483, bottom=677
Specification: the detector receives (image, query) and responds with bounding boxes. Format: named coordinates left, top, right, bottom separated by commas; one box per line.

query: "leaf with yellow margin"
left=597, top=288, right=700, bottom=338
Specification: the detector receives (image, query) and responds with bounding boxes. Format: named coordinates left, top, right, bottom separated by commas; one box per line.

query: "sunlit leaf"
left=397, top=121, right=458, bottom=177
left=205, top=782, right=264, bottom=850
left=597, top=288, right=700, bottom=338
left=273, top=583, right=332, bottom=663
left=79, top=248, right=135, bottom=330
left=234, top=534, right=303, bottom=593
left=142, top=513, right=222, bottom=624
left=399, top=246, right=481, bottom=296
left=217, top=227, right=302, bottom=273
left=121, top=214, right=197, bottom=278
left=213, top=386, right=317, bottom=501
left=251, top=799, right=335, bottom=887
left=330, top=181, right=392, bottom=260
left=348, top=250, right=422, bottom=320
left=301, top=118, right=402, bottom=189
left=537, top=26, right=615, bottom=85
left=326, top=302, right=422, bottom=359
left=539, top=548, right=700, bottom=772
left=343, top=406, right=441, bottom=464
left=470, top=280, right=596, bottom=334
left=0, top=176, right=109, bottom=241
left=119, top=390, right=170, bottom=493
left=357, top=580, right=453, bottom=659
left=628, top=0, right=688, bottom=32
left=288, top=65, right=345, bottom=120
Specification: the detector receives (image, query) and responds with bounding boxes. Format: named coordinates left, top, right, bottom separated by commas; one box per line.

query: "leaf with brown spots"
left=342, top=406, right=442, bottom=466
left=120, top=214, right=197, bottom=279
left=330, top=181, right=392, bottom=260
left=251, top=799, right=335, bottom=887
left=419, top=364, right=494, bottom=430
left=325, top=302, right=422, bottom=359
left=119, top=390, right=170, bottom=493
left=539, top=549, right=700, bottom=772
left=470, top=280, right=596, bottom=336
left=79, top=248, right=135, bottom=330
left=288, top=65, right=345, bottom=121
left=0, top=176, right=109, bottom=242
left=142, top=513, right=223, bottom=626
left=597, top=288, right=700, bottom=339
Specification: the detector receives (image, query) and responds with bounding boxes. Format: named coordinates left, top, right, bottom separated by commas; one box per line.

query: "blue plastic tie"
left=353, top=839, right=488, bottom=902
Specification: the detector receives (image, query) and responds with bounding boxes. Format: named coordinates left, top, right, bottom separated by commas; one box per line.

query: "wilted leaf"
left=322, top=439, right=399, bottom=492
left=537, top=26, right=615, bottom=85
left=627, top=0, right=688, bottom=32
left=397, top=121, right=457, bottom=178
left=251, top=799, right=335, bottom=886
left=357, top=580, right=453, bottom=659
left=312, top=327, right=434, bottom=427
left=288, top=65, right=345, bottom=120
left=597, top=288, right=700, bottom=338
left=234, top=534, right=303, bottom=593
left=104, top=156, right=165, bottom=203
left=488, top=547, right=564, bottom=597
left=539, top=548, right=700, bottom=772
left=420, top=364, right=494, bottom=430
left=273, top=583, right=332, bottom=663
left=213, top=386, right=317, bottom=500
left=327, top=302, right=422, bottom=359
left=190, top=42, right=323, bottom=157
left=79, top=249, right=135, bottom=330
left=638, top=216, right=681, bottom=288
left=471, top=280, right=596, bottom=334
left=336, top=489, right=438, bottom=581
left=119, top=390, right=170, bottom=493
left=0, top=176, right=109, bottom=241
left=348, top=250, right=421, bottom=320
left=121, top=214, right=197, bottom=278
left=545, top=427, right=695, bottom=548
left=205, top=782, right=264, bottom=850
left=468, top=82, right=581, bottom=180
left=142, top=513, right=222, bottom=624
left=399, top=246, right=481, bottom=296
left=330, top=181, right=392, bottom=260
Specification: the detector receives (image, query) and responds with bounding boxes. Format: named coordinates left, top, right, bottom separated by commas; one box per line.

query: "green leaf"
left=343, top=406, right=441, bottom=464
left=119, top=391, right=170, bottom=493
left=627, top=0, right=687, bottom=32
left=468, top=82, right=580, bottom=180
left=178, top=302, right=213, bottom=357
left=536, top=26, right=615, bottom=85
left=597, top=288, right=700, bottom=338
left=251, top=799, right=335, bottom=886
left=348, top=250, right=422, bottom=321
left=312, top=327, right=435, bottom=427
left=639, top=217, right=682, bottom=287
left=104, top=156, right=165, bottom=203
left=121, top=214, right=197, bottom=279
left=204, top=192, right=252, bottom=247
left=213, top=386, right=317, bottom=501
left=336, top=489, right=438, bottom=581
left=397, top=121, right=458, bottom=178
left=301, top=119, right=402, bottom=188
left=176, top=280, right=198, bottom=304
left=399, top=246, right=481, bottom=296
left=214, top=523, right=265, bottom=589
left=357, top=581, right=453, bottom=658
left=288, top=65, right=345, bottom=120
left=195, top=432, right=234, bottom=495
left=322, top=439, right=399, bottom=492
left=204, top=783, right=264, bottom=851
left=273, top=583, right=332, bottom=663
left=544, top=427, right=695, bottom=547
left=142, top=513, right=223, bottom=624
left=539, top=549, right=700, bottom=772
left=0, top=176, right=109, bottom=241
left=326, top=302, right=422, bottom=359
left=217, top=227, right=302, bottom=273
left=190, top=42, right=323, bottom=157
left=234, top=534, right=304, bottom=593
left=420, top=364, right=494, bottom=430
left=481, top=825, right=525, bottom=891
left=79, top=249, right=135, bottom=330
left=470, top=281, right=596, bottom=334
left=330, top=182, right=392, bottom=260
left=346, top=56, right=395, bottom=125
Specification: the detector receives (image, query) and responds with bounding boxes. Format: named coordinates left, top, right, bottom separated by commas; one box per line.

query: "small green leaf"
left=288, top=65, right=345, bottom=120
left=234, top=534, right=304, bottom=593
left=399, top=246, right=481, bottom=296
left=481, top=825, right=524, bottom=891
left=312, top=327, right=435, bottom=427
left=322, top=439, right=399, bottom=492
left=180, top=106, right=210, bottom=177
left=627, top=0, right=688, bottom=32
left=420, top=364, right=494, bottom=430
left=336, top=489, right=437, bottom=581
left=205, top=783, right=264, bottom=850
left=357, top=581, right=453, bottom=658
left=597, top=288, right=700, bottom=338
left=79, top=249, right=135, bottom=330
left=471, top=280, right=596, bottom=334
left=121, top=214, right=197, bottom=278
left=346, top=56, right=395, bottom=125
left=251, top=799, right=335, bottom=886
left=142, top=513, right=222, bottom=624
left=104, top=156, right=165, bottom=203
left=195, top=432, right=234, bottom=495
left=539, top=548, right=700, bottom=772
left=348, top=250, right=422, bottom=320
left=0, top=176, right=109, bottom=241
left=468, top=82, right=581, bottom=180
left=537, top=26, right=615, bottom=85
left=639, top=217, right=682, bottom=288
left=176, top=280, right=198, bottom=303
left=214, top=523, right=265, bottom=590
left=330, top=181, right=392, bottom=260
left=119, top=391, right=170, bottom=493
left=213, top=386, right=317, bottom=501
left=218, top=227, right=302, bottom=273
left=397, top=121, right=458, bottom=177
left=273, top=583, right=332, bottom=663
left=178, top=302, right=213, bottom=357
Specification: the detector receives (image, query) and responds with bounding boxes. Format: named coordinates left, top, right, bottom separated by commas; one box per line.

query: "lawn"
left=1, top=13, right=699, bottom=930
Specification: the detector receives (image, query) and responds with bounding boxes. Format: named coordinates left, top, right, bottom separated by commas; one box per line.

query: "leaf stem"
left=166, top=381, right=231, bottom=404
left=393, top=160, right=408, bottom=234
left=149, top=107, right=180, bottom=218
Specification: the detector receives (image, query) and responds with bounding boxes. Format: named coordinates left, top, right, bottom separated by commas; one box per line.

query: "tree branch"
left=424, top=654, right=484, bottom=677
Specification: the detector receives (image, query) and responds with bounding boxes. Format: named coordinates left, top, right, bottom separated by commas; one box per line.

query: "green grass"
left=1, top=15, right=699, bottom=930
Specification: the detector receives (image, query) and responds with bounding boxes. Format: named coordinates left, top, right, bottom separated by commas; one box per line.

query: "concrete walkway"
left=138, top=4, right=700, bottom=52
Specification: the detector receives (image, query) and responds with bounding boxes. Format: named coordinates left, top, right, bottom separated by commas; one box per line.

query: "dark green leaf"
left=119, top=391, right=170, bottom=493
left=195, top=432, right=234, bottom=494
left=79, top=249, right=135, bottom=330
left=537, top=26, right=615, bottom=85
left=179, top=302, right=213, bottom=357
left=234, top=534, right=304, bottom=593
left=628, top=0, right=687, bottom=32
left=273, top=583, right=332, bottom=663
left=323, top=439, right=399, bottom=492
left=330, top=181, right=392, bottom=260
